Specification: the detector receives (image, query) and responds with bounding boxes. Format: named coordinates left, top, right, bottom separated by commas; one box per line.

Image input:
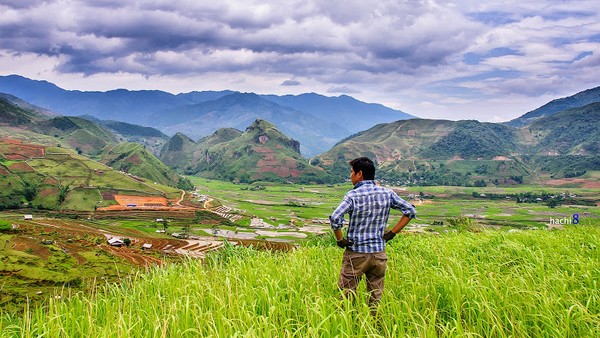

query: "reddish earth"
left=255, top=147, right=301, bottom=178
left=11, top=237, right=53, bottom=260
left=0, top=166, right=9, bottom=175
left=0, top=140, right=45, bottom=159
left=114, top=194, right=168, bottom=207
left=4, top=154, right=28, bottom=160
left=8, top=218, right=224, bottom=268
left=8, top=162, right=35, bottom=172
left=39, top=187, right=58, bottom=198
left=44, top=177, right=59, bottom=185
left=544, top=178, right=600, bottom=189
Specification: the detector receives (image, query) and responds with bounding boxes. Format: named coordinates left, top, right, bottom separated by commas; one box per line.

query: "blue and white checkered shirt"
left=330, top=180, right=416, bottom=253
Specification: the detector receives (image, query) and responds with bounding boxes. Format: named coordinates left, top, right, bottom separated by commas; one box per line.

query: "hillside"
left=100, top=142, right=181, bottom=187
left=0, top=98, right=186, bottom=190
left=0, top=97, right=50, bottom=126
left=167, top=119, right=330, bottom=183
left=313, top=116, right=600, bottom=185
left=0, top=139, right=180, bottom=211
left=160, top=128, right=243, bottom=174
left=81, top=116, right=170, bottom=155
left=506, top=86, right=600, bottom=127
left=524, top=102, right=600, bottom=155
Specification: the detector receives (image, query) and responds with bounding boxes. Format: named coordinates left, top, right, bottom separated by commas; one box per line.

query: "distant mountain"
left=161, top=119, right=330, bottom=183
left=506, top=86, right=600, bottom=127
left=0, top=75, right=414, bottom=156
left=262, top=93, right=414, bottom=133
left=152, top=92, right=347, bottom=156
left=0, top=75, right=232, bottom=124
left=81, top=115, right=170, bottom=156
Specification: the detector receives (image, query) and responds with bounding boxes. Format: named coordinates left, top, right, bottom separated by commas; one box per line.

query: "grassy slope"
left=1, top=142, right=180, bottom=211
left=1, top=227, right=598, bottom=337
left=100, top=142, right=181, bottom=187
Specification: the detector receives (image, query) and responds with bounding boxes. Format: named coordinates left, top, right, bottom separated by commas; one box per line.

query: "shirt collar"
left=353, top=180, right=375, bottom=189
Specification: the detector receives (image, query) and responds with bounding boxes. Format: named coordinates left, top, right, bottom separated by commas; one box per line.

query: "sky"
left=1, top=0, right=599, bottom=122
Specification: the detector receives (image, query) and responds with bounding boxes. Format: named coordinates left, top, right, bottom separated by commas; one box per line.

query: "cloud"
left=327, top=85, right=361, bottom=94
left=281, top=79, right=301, bottom=86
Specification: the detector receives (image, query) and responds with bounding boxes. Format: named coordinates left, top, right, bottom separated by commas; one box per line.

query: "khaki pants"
left=338, top=249, right=387, bottom=309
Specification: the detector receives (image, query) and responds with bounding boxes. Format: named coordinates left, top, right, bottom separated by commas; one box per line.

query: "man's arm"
left=333, top=228, right=344, bottom=241
left=330, top=194, right=353, bottom=248
left=383, top=214, right=413, bottom=242
left=389, top=214, right=412, bottom=234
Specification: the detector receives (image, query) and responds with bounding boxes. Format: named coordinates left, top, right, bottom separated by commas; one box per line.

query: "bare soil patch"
left=544, top=178, right=600, bottom=189
left=8, top=162, right=35, bottom=172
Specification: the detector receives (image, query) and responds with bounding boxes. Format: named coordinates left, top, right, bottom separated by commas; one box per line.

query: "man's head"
left=349, top=157, right=375, bottom=184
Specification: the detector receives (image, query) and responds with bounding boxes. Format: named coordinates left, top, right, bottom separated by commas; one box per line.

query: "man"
left=329, top=157, right=416, bottom=314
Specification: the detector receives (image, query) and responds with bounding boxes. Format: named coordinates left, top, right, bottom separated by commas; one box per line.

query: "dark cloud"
left=281, top=80, right=301, bottom=86
left=0, top=1, right=483, bottom=77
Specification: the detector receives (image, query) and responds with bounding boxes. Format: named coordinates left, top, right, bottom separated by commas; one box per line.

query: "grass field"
left=1, top=226, right=598, bottom=337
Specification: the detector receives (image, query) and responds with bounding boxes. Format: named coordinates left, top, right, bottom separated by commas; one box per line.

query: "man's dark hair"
left=349, top=157, right=375, bottom=180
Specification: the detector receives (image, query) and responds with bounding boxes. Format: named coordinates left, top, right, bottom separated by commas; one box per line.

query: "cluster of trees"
left=472, top=190, right=595, bottom=208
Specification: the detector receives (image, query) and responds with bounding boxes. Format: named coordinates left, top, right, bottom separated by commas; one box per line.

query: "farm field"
left=190, top=177, right=600, bottom=230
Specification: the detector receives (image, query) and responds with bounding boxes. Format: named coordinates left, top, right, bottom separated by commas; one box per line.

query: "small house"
left=107, top=238, right=125, bottom=247
left=142, top=243, right=153, bottom=250
left=23, top=215, right=33, bottom=220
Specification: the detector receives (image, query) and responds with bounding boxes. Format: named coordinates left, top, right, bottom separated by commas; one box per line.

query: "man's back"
left=330, top=180, right=415, bottom=253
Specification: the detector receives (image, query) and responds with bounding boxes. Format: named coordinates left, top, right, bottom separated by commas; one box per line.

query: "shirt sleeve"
left=390, top=191, right=417, bottom=219
left=329, top=193, right=353, bottom=230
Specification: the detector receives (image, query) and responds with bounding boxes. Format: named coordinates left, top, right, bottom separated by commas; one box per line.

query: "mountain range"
left=1, top=75, right=599, bottom=192
left=0, top=75, right=413, bottom=156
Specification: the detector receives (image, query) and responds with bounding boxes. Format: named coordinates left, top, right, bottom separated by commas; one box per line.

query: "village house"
left=107, top=238, right=125, bottom=247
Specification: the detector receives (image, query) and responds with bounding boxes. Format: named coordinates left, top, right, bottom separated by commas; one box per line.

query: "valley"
left=2, top=174, right=598, bottom=313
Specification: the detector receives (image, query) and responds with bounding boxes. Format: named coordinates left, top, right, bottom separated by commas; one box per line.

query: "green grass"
left=61, top=188, right=102, bottom=211
left=1, top=226, right=598, bottom=337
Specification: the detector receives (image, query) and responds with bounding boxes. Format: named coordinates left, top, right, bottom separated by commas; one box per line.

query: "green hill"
left=167, top=119, right=330, bottom=183
left=100, top=142, right=181, bottom=187
left=525, top=102, right=600, bottom=155
left=0, top=140, right=180, bottom=211
left=314, top=119, right=529, bottom=185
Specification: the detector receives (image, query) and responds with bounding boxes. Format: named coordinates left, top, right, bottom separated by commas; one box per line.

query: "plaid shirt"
left=330, top=180, right=416, bottom=253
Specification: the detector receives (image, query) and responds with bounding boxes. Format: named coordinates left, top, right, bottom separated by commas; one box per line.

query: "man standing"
left=329, top=157, right=416, bottom=315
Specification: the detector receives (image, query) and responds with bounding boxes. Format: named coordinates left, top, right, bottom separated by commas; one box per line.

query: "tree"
left=123, top=238, right=131, bottom=246
left=23, top=181, right=37, bottom=202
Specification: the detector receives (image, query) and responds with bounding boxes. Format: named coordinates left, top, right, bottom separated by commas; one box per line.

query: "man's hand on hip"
left=383, top=231, right=396, bottom=242
left=336, top=238, right=353, bottom=248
